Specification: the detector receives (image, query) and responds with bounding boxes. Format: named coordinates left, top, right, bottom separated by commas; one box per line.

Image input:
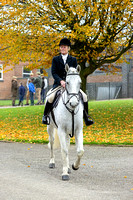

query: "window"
left=0, top=64, right=3, bottom=80
left=23, top=66, right=32, bottom=78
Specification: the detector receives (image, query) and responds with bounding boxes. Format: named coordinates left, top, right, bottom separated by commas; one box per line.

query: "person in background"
left=33, top=72, right=42, bottom=105
left=18, top=82, right=26, bottom=106
left=28, top=79, right=35, bottom=106
left=25, top=73, right=34, bottom=105
left=41, top=74, right=48, bottom=104
left=11, top=76, right=18, bottom=106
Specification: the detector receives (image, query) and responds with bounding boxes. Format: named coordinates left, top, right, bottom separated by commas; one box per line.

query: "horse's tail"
left=48, top=128, right=60, bottom=149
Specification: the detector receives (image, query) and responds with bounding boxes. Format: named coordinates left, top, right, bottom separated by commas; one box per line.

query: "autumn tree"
left=0, top=0, right=132, bottom=91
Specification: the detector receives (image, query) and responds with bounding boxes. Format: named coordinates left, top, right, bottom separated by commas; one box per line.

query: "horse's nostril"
left=70, top=102, right=74, bottom=108
left=70, top=101, right=78, bottom=108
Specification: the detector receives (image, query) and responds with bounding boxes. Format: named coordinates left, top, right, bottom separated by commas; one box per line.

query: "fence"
left=86, top=82, right=124, bottom=101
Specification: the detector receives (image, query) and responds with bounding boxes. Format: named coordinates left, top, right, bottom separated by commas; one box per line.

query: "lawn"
left=0, top=99, right=133, bottom=145
left=0, top=99, right=38, bottom=106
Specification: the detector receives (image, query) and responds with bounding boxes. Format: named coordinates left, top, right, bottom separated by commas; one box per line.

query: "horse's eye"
left=66, top=82, right=69, bottom=85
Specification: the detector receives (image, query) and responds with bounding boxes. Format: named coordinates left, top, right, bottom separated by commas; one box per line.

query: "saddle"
left=49, top=89, right=62, bottom=127
left=52, top=89, right=62, bottom=109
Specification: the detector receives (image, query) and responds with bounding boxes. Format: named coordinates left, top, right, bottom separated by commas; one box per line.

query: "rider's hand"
left=60, top=80, right=66, bottom=88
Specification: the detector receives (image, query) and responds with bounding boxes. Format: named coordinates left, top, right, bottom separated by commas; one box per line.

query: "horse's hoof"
left=72, top=164, right=79, bottom=170
left=62, top=175, right=69, bottom=181
left=68, top=168, right=71, bottom=174
left=49, top=163, right=55, bottom=168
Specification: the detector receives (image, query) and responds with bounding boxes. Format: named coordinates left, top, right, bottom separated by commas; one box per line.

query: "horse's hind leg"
left=72, top=130, right=84, bottom=170
left=47, top=125, right=55, bottom=168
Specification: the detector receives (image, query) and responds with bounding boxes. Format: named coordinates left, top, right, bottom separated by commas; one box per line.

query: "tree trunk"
left=79, top=61, right=96, bottom=93
left=80, top=72, right=87, bottom=92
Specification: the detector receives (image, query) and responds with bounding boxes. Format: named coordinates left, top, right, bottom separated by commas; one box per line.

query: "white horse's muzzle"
left=69, top=96, right=79, bottom=108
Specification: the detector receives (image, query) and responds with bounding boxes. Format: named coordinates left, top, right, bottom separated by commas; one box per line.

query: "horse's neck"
left=54, top=90, right=83, bottom=122
left=62, top=90, right=68, bottom=103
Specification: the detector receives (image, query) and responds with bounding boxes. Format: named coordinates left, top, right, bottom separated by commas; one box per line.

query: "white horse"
left=47, top=64, right=84, bottom=181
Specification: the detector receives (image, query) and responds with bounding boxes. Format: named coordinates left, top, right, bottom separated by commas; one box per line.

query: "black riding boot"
left=42, top=101, right=53, bottom=125
left=83, top=102, right=94, bottom=126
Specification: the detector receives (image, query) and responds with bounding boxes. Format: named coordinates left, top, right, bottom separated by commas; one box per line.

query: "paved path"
left=0, top=142, right=133, bottom=200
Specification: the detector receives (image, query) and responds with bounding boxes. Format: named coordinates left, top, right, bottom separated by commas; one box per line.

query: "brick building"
left=86, top=57, right=133, bottom=100
left=0, top=61, right=38, bottom=100
left=0, top=54, right=133, bottom=100
left=46, top=53, right=133, bottom=100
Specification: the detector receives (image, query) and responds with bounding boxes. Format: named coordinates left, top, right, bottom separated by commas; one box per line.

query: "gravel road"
left=0, top=142, right=133, bottom=200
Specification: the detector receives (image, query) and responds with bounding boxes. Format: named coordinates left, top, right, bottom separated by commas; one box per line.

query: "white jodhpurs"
left=46, top=86, right=87, bottom=104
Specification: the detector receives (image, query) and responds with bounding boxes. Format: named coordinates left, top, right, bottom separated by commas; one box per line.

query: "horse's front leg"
left=47, top=125, right=55, bottom=168
left=72, top=130, right=84, bottom=170
left=58, top=128, right=70, bottom=181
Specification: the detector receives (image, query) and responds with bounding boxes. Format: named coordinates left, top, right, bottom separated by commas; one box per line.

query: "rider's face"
left=60, top=45, right=69, bottom=55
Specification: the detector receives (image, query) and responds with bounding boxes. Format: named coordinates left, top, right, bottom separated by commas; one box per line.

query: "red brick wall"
left=0, top=61, right=125, bottom=100
left=87, top=74, right=122, bottom=83
left=0, top=62, right=37, bottom=100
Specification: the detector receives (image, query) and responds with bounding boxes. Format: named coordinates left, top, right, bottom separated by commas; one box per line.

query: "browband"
left=66, top=73, right=79, bottom=76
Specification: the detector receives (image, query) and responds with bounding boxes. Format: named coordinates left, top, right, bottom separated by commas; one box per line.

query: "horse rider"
left=42, top=38, right=94, bottom=126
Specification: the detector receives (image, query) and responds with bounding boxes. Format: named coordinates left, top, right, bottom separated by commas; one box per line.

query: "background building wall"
left=0, top=56, right=133, bottom=100
left=0, top=62, right=38, bottom=100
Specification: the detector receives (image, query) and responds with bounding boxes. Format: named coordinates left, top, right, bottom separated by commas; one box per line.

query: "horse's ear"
left=65, top=64, right=69, bottom=72
left=77, top=65, right=81, bottom=73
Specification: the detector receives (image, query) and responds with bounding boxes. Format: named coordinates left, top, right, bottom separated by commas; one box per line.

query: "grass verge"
left=0, top=99, right=38, bottom=106
left=0, top=99, right=133, bottom=145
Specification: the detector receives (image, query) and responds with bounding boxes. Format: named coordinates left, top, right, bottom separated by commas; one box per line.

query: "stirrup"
left=46, top=116, right=50, bottom=125
left=85, top=118, right=94, bottom=126
left=84, top=114, right=94, bottom=126
left=42, top=115, right=50, bottom=125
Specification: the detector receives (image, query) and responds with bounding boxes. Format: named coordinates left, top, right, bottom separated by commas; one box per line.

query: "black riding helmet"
left=59, top=38, right=71, bottom=47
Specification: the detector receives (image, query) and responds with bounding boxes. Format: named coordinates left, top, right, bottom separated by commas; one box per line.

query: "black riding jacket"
left=51, top=54, right=77, bottom=89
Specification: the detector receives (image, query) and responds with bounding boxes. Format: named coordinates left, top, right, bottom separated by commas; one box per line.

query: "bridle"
left=62, top=73, right=82, bottom=138
left=62, top=73, right=81, bottom=113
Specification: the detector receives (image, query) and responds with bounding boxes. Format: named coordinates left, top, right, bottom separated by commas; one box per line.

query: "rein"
left=62, top=72, right=81, bottom=138
left=62, top=91, right=80, bottom=115
left=51, top=72, right=81, bottom=138
left=62, top=92, right=80, bottom=138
